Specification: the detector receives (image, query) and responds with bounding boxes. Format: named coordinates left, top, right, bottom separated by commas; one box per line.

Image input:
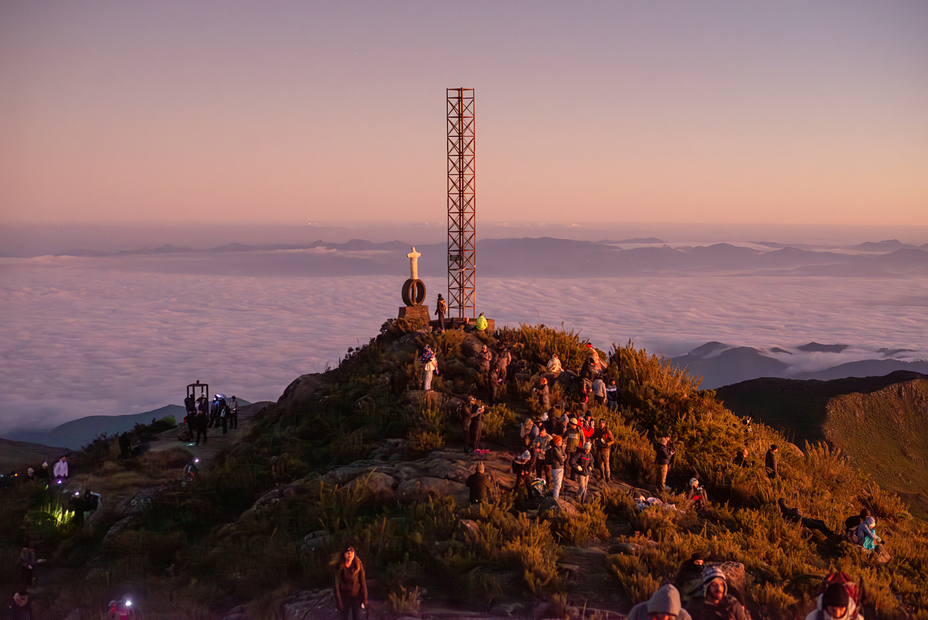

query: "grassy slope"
left=825, top=379, right=928, bottom=519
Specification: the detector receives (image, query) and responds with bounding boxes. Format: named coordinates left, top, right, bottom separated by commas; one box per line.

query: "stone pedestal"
left=398, top=305, right=430, bottom=322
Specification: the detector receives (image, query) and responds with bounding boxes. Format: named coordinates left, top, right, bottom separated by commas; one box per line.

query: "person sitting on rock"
left=546, top=354, right=563, bottom=377
left=626, top=583, right=693, bottom=620
left=855, top=516, right=882, bottom=551
left=843, top=508, right=871, bottom=544
left=475, top=312, right=488, bottom=332
left=675, top=553, right=706, bottom=606
left=686, top=566, right=750, bottom=620
left=466, top=462, right=493, bottom=505
left=687, top=477, right=709, bottom=513
left=733, top=448, right=751, bottom=468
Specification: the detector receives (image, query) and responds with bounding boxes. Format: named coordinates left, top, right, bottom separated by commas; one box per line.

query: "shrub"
left=483, top=404, right=517, bottom=440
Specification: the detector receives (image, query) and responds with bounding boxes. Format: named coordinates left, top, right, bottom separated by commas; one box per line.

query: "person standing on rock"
left=476, top=344, right=493, bottom=378
left=194, top=407, right=208, bottom=446
left=335, top=546, right=368, bottom=620
left=570, top=442, right=594, bottom=503
left=592, top=419, right=615, bottom=482
left=656, top=436, right=675, bottom=491
left=469, top=404, right=485, bottom=452
left=606, top=380, right=619, bottom=411
left=591, top=376, right=607, bottom=405
left=546, top=435, right=566, bottom=500
left=466, top=462, right=493, bottom=505
left=686, top=567, right=750, bottom=620
left=420, top=345, right=438, bottom=391
left=534, top=378, right=550, bottom=414
left=435, top=294, right=447, bottom=331
left=53, top=455, right=68, bottom=480
left=532, top=427, right=552, bottom=485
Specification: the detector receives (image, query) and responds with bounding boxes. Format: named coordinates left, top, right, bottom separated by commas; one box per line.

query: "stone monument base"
left=398, top=305, right=430, bottom=322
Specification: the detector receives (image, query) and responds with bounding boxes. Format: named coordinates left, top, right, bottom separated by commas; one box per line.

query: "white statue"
left=407, top=246, right=422, bottom=280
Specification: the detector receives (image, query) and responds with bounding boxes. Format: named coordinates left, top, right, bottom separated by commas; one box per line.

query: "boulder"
left=279, top=590, right=337, bottom=620
left=119, top=486, right=163, bottom=517
left=538, top=497, right=581, bottom=519
left=457, top=518, right=480, bottom=541
left=345, top=470, right=397, bottom=500
left=397, top=476, right=451, bottom=501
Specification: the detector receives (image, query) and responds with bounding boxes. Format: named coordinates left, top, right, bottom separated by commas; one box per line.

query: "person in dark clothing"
left=7, top=590, right=33, bottom=620
left=194, top=410, right=208, bottom=446
left=534, top=378, right=550, bottom=413
left=569, top=442, right=595, bottom=503
left=511, top=450, right=533, bottom=510
left=469, top=404, right=485, bottom=452
left=777, top=498, right=836, bottom=538
left=546, top=435, right=567, bottom=500
left=686, top=566, right=750, bottom=620
left=229, top=396, right=239, bottom=430
left=495, top=346, right=511, bottom=383
left=118, top=432, right=131, bottom=459
left=655, top=436, right=676, bottom=490
left=466, top=463, right=493, bottom=504
left=335, top=546, right=368, bottom=620
left=765, top=445, right=778, bottom=479
left=532, top=427, right=552, bottom=485
left=675, top=553, right=706, bottom=606
left=435, top=294, right=447, bottom=331
left=19, top=541, right=36, bottom=588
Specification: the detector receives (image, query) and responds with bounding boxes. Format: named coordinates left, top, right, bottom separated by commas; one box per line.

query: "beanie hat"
left=823, top=583, right=850, bottom=608
left=583, top=442, right=592, bottom=450
left=702, top=566, right=728, bottom=597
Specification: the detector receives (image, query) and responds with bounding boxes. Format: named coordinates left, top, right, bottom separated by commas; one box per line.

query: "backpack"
left=816, top=571, right=860, bottom=619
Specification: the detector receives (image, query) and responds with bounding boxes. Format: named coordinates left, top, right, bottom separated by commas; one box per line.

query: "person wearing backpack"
left=805, top=577, right=864, bottom=620
left=593, top=418, right=615, bottom=482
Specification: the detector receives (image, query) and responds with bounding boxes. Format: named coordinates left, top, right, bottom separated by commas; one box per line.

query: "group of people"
left=630, top=565, right=865, bottom=620
left=514, top=410, right=615, bottom=504
left=184, top=393, right=238, bottom=445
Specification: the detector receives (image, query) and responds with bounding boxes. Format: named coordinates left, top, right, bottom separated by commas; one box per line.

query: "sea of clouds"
left=1, top=252, right=927, bottom=435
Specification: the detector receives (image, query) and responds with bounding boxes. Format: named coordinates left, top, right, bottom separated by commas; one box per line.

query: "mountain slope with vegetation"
left=1, top=321, right=927, bottom=619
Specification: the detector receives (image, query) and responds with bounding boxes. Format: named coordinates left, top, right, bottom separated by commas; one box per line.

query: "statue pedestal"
left=398, top=305, right=430, bottom=322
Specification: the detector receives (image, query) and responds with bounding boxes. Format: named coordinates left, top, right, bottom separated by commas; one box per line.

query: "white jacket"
left=53, top=460, right=68, bottom=478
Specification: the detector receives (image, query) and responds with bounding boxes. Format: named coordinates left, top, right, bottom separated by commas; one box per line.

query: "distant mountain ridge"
left=29, top=237, right=928, bottom=278
left=671, top=342, right=928, bottom=389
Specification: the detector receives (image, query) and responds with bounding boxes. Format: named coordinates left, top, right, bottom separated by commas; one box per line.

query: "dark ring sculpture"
left=402, top=278, right=427, bottom=306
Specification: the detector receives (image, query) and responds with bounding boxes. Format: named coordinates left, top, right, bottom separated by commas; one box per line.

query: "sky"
left=2, top=1, right=927, bottom=227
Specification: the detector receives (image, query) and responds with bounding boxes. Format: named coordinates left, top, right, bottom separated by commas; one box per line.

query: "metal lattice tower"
left=446, top=88, right=476, bottom=319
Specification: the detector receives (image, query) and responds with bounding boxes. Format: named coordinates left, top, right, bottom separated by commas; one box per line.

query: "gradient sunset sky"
left=2, top=1, right=926, bottom=226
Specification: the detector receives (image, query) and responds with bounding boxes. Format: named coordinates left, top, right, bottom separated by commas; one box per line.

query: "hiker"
left=676, top=553, right=706, bottom=605
left=488, top=367, right=502, bottom=403
left=765, top=445, right=778, bottom=479
left=37, top=462, right=49, bottom=482
left=687, top=566, right=750, bottom=620
left=421, top=345, right=438, bottom=391
left=183, top=458, right=199, bottom=484
left=229, top=395, right=238, bottom=430
left=606, top=380, right=619, bottom=410
left=194, top=408, right=208, bottom=446
left=733, top=448, right=750, bottom=468
left=19, top=540, right=35, bottom=588
left=805, top=576, right=864, bottom=620
left=495, top=346, right=511, bottom=383
left=546, top=354, right=563, bottom=376
left=534, top=378, right=551, bottom=413
left=475, top=311, right=488, bottom=333
left=592, top=419, right=615, bottom=482
left=7, top=590, right=32, bottom=620
left=585, top=343, right=604, bottom=373
left=511, top=450, right=533, bottom=510
left=687, top=478, right=709, bottom=513
left=548, top=410, right=566, bottom=438
left=53, top=455, right=68, bottom=480
left=468, top=401, right=485, bottom=453
left=626, top=583, right=693, bottom=620
left=570, top=442, right=594, bottom=503
left=520, top=417, right=538, bottom=442
left=532, top=427, right=552, bottom=485
left=466, top=462, right=493, bottom=505
left=435, top=294, right=447, bottom=331
left=777, top=498, right=836, bottom=538
left=335, top=546, right=368, bottom=620
left=564, top=417, right=584, bottom=480
left=843, top=508, right=871, bottom=543
left=855, top=516, right=881, bottom=550
left=118, top=432, right=131, bottom=459
left=476, top=345, right=493, bottom=377
left=656, top=436, right=676, bottom=491
left=591, top=376, right=607, bottom=405
left=547, top=435, right=566, bottom=500
left=184, top=393, right=196, bottom=418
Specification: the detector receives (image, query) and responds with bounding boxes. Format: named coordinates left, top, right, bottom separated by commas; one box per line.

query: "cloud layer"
left=1, top=254, right=926, bottom=434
